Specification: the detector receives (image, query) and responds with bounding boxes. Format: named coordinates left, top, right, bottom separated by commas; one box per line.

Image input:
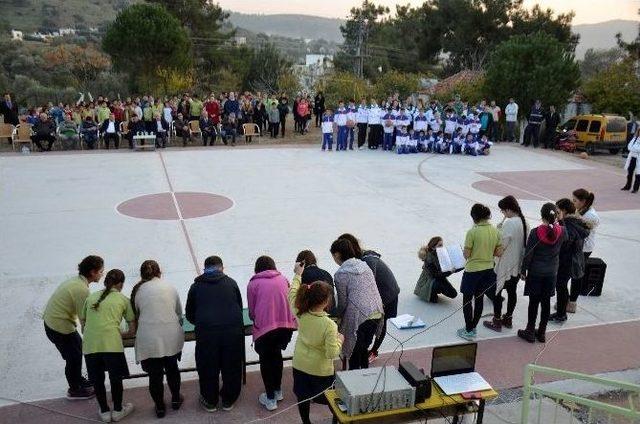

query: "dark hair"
left=338, top=233, right=363, bottom=258
left=498, top=195, right=527, bottom=246
left=204, top=256, right=223, bottom=269
left=294, top=281, right=333, bottom=317
left=130, top=260, right=161, bottom=313
left=427, top=236, right=443, bottom=251
left=540, top=202, right=559, bottom=239
left=470, top=203, right=491, bottom=223
left=556, top=198, right=576, bottom=215
left=93, top=269, right=125, bottom=310
left=573, top=188, right=595, bottom=215
left=254, top=256, right=276, bottom=274
left=78, top=255, right=104, bottom=279
left=295, top=250, right=317, bottom=266
left=330, top=238, right=357, bottom=262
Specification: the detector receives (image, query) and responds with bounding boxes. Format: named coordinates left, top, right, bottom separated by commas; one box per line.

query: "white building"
left=11, top=30, right=23, bottom=41
left=305, top=54, right=333, bottom=67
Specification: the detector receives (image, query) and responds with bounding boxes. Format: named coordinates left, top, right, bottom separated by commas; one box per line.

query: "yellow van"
left=557, top=114, right=628, bottom=154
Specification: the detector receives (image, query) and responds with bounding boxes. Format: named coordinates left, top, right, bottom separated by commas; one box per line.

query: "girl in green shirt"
left=289, top=262, right=344, bottom=424
left=80, top=269, right=137, bottom=423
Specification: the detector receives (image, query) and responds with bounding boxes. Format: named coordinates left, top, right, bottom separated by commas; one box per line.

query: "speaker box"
left=580, top=257, right=606, bottom=297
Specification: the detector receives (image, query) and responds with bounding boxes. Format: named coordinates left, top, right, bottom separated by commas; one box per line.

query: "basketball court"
left=1, top=143, right=639, bottom=421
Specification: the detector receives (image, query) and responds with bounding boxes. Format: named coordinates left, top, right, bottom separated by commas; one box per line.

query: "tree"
left=42, top=44, right=111, bottom=90
left=102, top=4, right=192, bottom=91
left=485, top=32, right=580, bottom=116
left=316, top=72, right=371, bottom=108
left=580, top=48, right=627, bottom=80
left=243, top=43, right=292, bottom=93
left=616, top=9, right=640, bottom=62
left=583, top=59, right=640, bottom=116
left=372, top=70, right=420, bottom=99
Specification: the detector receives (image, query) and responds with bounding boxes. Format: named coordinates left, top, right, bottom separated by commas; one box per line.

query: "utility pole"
left=355, top=15, right=364, bottom=78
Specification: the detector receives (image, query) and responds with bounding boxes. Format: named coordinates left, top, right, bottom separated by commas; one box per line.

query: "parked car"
left=555, top=114, right=628, bottom=154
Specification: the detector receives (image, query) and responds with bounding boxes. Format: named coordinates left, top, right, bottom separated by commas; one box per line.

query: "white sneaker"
left=274, top=389, right=284, bottom=401
left=98, top=409, right=111, bottom=423
left=258, top=393, right=277, bottom=411
left=111, top=403, right=134, bottom=422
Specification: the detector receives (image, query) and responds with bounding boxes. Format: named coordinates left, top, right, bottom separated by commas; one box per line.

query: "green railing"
left=522, top=364, right=640, bottom=423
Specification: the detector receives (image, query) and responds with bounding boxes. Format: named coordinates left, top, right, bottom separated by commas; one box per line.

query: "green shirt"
left=464, top=221, right=502, bottom=272
left=189, top=99, right=203, bottom=117
left=43, top=276, right=90, bottom=334
left=97, top=106, right=111, bottom=124
left=288, top=275, right=342, bottom=376
left=80, top=289, right=135, bottom=354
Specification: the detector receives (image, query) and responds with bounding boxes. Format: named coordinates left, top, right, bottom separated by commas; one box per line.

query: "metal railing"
left=522, top=364, right=640, bottom=423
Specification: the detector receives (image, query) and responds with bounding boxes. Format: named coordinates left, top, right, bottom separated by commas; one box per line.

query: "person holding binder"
left=457, top=204, right=503, bottom=341
left=414, top=236, right=458, bottom=303
left=484, top=196, right=528, bottom=332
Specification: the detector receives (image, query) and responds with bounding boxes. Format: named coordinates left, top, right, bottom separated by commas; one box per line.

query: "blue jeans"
left=337, top=126, right=348, bottom=150
left=383, top=133, right=393, bottom=150
left=322, top=133, right=333, bottom=150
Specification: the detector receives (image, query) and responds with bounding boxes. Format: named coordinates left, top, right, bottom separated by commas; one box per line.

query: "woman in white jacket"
left=484, top=196, right=528, bottom=331
left=131, top=260, right=185, bottom=418
left=622, top=128, right=640, bottom=193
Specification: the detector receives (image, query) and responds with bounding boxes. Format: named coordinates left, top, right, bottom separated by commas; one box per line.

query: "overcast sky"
left=217, top=0, right=639, bottom=24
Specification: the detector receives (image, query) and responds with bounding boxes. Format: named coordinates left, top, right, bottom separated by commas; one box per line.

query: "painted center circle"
left=117, top=192, right=233, bottom=220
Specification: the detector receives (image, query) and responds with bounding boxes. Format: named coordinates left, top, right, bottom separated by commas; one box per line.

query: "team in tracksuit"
left=320, top=99, right=492, bottom=156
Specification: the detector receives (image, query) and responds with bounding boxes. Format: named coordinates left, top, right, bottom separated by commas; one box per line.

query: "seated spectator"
left=130, top=260, right=184, bottom=418
left=247, top=256, right=297, bottom=411
left=58, top=115, right=79, bottom=150
left=100, top=114, right=120, bottom=150
left=174, top=113, right=190, bottom=147
left=80, top=116, right=99, bottom=150
left=185, top=256, right=243, bottom=413
left=151, top=113, right=169, bottom=149
left=31, top=113, right=57, bottom=151
left=124, top=115, right=146, bottom=149
left=199, top=111, right=217, bottom=147
left=221, top=113, right=238, bottom=145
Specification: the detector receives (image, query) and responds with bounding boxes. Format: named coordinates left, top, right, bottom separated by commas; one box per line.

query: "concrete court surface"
left=1, top=143, right=639, bottom=414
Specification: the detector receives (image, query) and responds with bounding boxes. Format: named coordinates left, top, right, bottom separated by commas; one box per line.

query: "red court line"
left=157, top=151, right=200, bottom=274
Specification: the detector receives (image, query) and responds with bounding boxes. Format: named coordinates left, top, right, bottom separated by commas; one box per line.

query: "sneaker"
left=274, top=389, right=284, bottom=402
left=98, top=409, right=112, bottom=423
left=368, top=351, right=378, bottom=364
left=199, top=396, right=217, bottom=413
left=549, top=313, right=567, bottom=323
left=566, top=302, right=577, bottom=313
left=517, top=329, right=536, bottom=343
left=501, top=315, right=513, bottom=329
left=483, top=318, right=502, bottom=332
left=171, top=394, right=184, bottom=410
left=221, top=401, right=234, bottom=411
left=259, top=393, right=277, bottom=411
left=111, top=403, right=134, bottom=422
left=457, top=328, right=476, bottom=341
left=66, top=386, right=95, bottom=400
left=155, top=407, right=166, bottom=418
left=621, top=186, right=631, bottom=191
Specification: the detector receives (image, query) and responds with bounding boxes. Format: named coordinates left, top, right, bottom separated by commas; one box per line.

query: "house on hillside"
left=296, top=54, right=334, bottom=91
left=10, top=30, right=23, bottom=41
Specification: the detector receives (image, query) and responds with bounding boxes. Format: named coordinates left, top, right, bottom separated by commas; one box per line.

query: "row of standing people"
left=42, top=234, right=400, bottom=423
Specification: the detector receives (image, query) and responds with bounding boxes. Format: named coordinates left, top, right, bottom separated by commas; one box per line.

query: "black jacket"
left=545, top=111, right=561, bottom=132
left=361, top=250, right=400, bottom=306
left=33, top=119, right=56, bottom=136
left=522, top=225, right=566, bottom=277
left=99, top=119, right=120, bottom=134
left=150, top=118, right=169, bottom=134
left=301, top=264, right=337, bottom=316
left=558, top=215, right=590, bottom=279
left=185, top=270, right=243, bottom=333
left=0, top=100, right=19, bottom=125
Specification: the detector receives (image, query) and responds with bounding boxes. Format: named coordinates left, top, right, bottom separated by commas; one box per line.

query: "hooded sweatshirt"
left=558, top=215, right=591, bottom=279
left=185, top=270, right=244, bottom=335
left=521, top=224, right=565, bottom=277
left=361, top=250, right=400, bottom=308
left=334, top=258, right=384, bottom=358
left=247, top=270, right=297, bottom=341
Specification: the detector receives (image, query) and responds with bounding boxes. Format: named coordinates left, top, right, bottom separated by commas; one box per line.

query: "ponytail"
left=295, top=280, right=332, bottom=317
left=498, top=195, right=527, bottom=247
left=540, top=203, right=559, bottom=239
left=573, top=188, right=595, bottom=215
left=130, top=260, right=161, bottom=314
left=93, top=269, right=125, bottom=310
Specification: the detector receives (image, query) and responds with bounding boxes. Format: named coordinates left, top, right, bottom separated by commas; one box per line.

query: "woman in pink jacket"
left=247, top=256, right=297, bottom=411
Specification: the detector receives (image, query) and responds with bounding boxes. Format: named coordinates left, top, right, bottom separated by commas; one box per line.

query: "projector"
left=335, top=366, right=415, bottom=416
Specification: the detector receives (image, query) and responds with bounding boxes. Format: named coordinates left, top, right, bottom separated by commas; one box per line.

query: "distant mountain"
left=227, top=12, right=344, bottom=43
left=573, top=20, right=638, bottom=59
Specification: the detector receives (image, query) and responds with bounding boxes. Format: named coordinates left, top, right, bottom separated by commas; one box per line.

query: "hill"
left=573, top=20, right=638, bottom=59
left=227, top=12, right=344, bottom=43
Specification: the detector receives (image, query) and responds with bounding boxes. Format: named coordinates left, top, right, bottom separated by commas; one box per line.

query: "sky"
left=217, top=0, right=639, bottom=24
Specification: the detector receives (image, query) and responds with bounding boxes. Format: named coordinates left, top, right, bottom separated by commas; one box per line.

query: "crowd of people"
left=42, top=234, right=400, bottom=423
left=40, top=186, right=601, bottom=423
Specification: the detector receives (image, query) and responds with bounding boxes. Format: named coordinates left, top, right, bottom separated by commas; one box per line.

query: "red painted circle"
left=117, top=192, right=233, bottom=220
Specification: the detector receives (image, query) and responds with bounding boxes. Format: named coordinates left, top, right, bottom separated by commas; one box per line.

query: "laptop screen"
left=431, top=343, right=477, bottom=377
